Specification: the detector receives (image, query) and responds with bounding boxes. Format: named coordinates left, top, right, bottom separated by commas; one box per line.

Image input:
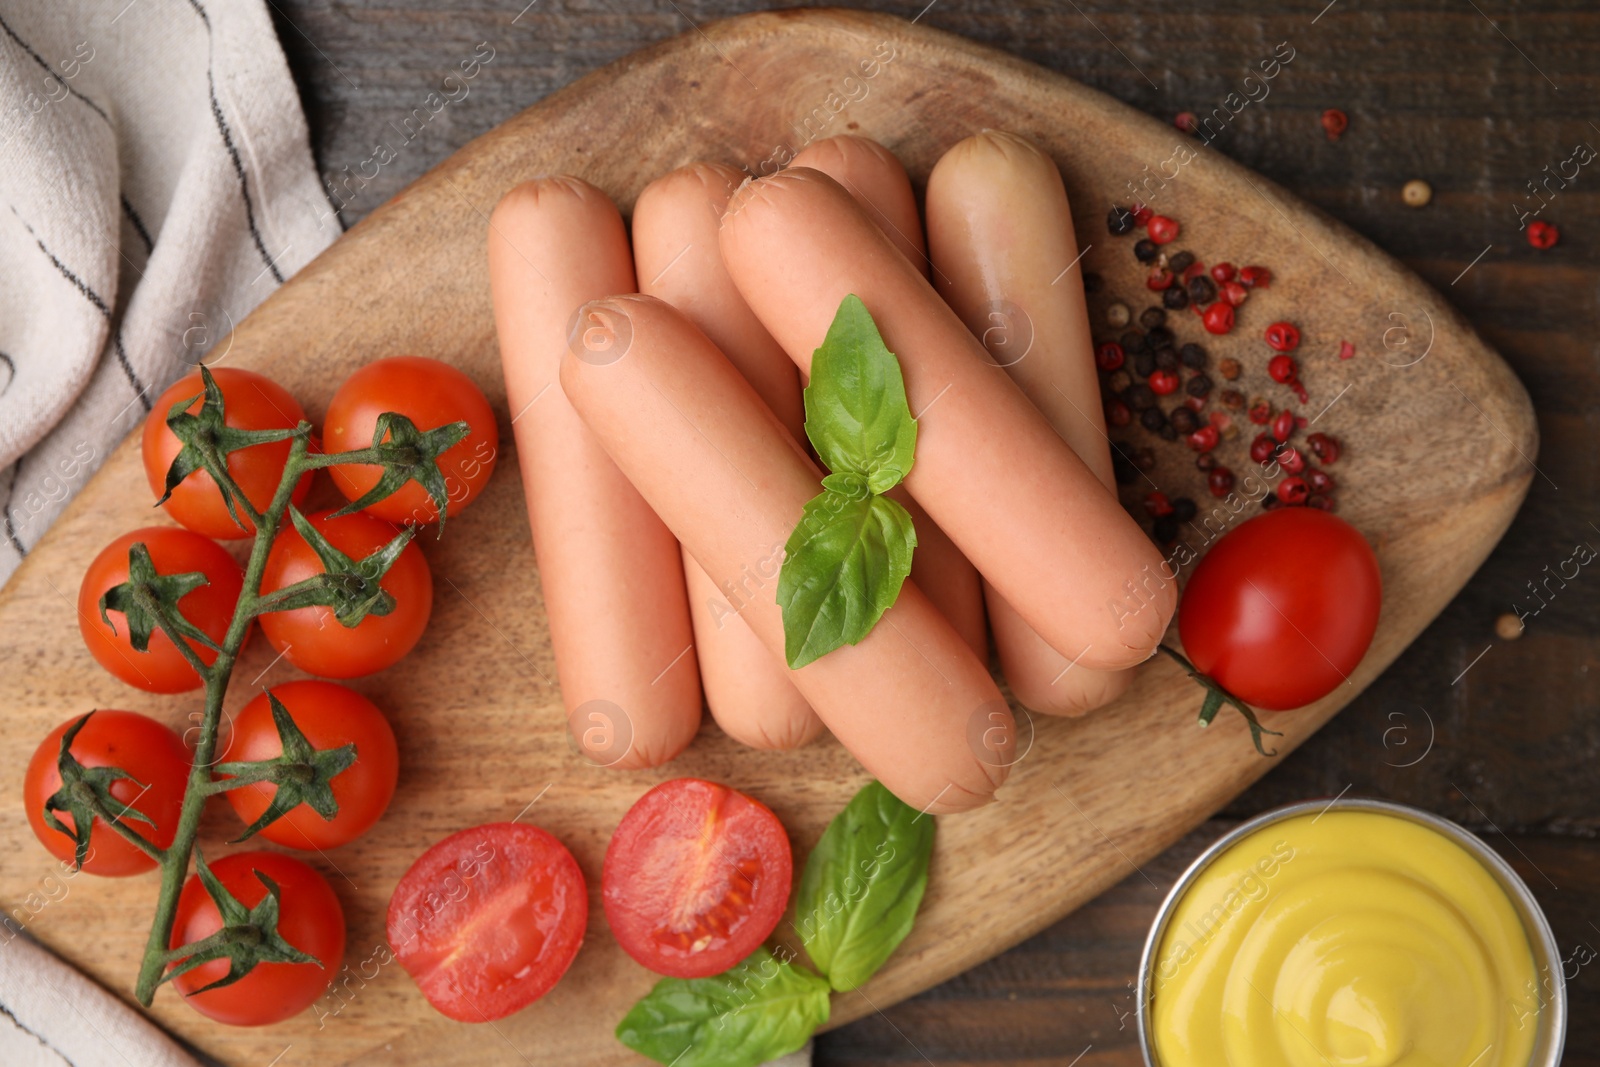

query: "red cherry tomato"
left=222, top=681, right=398, bottom=850
left=79, top=527, right=244, bottom=693
left=388, top=822, right=586, bottom=1022
left=23, top=711, right=189, bottom=877
left=602, top=778, right=793, bottom=979
left=257, top=510, right=432, bottom=679
left=323, top=356, right=499, bottom=525
left=141, top=368, right=313, bottom=539
left=1179, top=508, right=1381, bottom=710
left=170, top=851, right=345, bottom=1025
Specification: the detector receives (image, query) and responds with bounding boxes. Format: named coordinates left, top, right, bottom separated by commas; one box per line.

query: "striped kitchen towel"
left=0, top=0, right=338, bottom=586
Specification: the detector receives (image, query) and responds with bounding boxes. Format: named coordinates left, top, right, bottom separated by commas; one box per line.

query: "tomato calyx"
left=41, top=712, right=164, bottom=870
left=98, top=542, right=225, bottom=662
left=1157, top=645, right=1283, bottom=757
left=162, top=851, right=320, bottom=994
left=254, top=508, right=416, bottom=626
left=311, top=413, right=470, bottom=535
left=158, top=366, right=307, bottom=532
left=209, top=692, right=357, bottom=842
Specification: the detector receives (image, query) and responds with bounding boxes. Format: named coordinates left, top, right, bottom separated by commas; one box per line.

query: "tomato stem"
left=1155, top=644, right=1283, bottom=758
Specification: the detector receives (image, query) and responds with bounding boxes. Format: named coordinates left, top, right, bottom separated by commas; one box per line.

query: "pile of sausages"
left=488, top=133, right=1174, bottom=814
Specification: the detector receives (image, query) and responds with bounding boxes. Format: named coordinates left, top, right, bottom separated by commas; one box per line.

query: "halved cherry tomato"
left=388, top=822, right=586, bottom=1022
left=1179, top=507, right=1381, bottom=710
left=257, top=509, right=432, bottom=679
left=602, top=778, right=792, bottom=978
left=222, top=681, right=399, bottom=850
left=141, top=368, right=313, bottom=539
left=79, top=527, right=244, bottom=693
left=323, top=356, right=499, bottom=525
left=170, top=851, right=345, bottom=1025
left=23, top=711, right=189, bottom=877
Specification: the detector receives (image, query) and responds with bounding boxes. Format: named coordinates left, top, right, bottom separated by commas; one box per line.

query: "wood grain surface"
left=0, top=5, right=1565, bottom=1066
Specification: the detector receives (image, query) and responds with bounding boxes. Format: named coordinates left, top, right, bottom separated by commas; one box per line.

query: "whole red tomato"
left=23, top=711, right=190, bottom=877
left=142, top=368, right=313, bottom=539
left=323, top=356, right=499, bottom=525
left=79, top=527, right=245, bottom=693
left=223, top=681, right=399, bottom=850
left=257, top=510, right=432, bottom=678
left=1179, top=508, right=1381, bottom=711
left=170, top=851, right=345, bottom=1025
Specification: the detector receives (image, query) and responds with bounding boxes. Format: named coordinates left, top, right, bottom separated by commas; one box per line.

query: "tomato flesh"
left=1178, top=507, right=1381, bottom=710
left=170, top=851, right=345, bottom=1026
left=603, top=778, right=792, bottom=978
left=23, top=711, right=189, bottom=877
left=223, top=681, right=398, bottom=850
left=388, top=822, right=587, bottom=1022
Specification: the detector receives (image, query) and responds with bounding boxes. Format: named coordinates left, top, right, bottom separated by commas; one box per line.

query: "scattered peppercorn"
left=1210, top=262, right=1236, bottom=284
left=1108, top=369, right=1133, bottom=393
left=1148, top=216, right=1180, bottom=244
left=1149, top=369, right=1181, bottom=396
left=1179, top=343, right=1208, bottom=369
left=1108, top=206, right=1136, bottom=235
left=1186, top=275, right=1217, bottom=305
left=1494, top=612, right=1524, bottom=640
left=1527, top=220, right=1559, bottom=249
left=1207, top=466, right=1236, bottom=497
left=1125, top=383, right=1158, bottom=410
left=1196, top=452, right=1217, bottom=471
left=1402, top=179, right=1432, bottom=208
left=1186, top=373, right=1213, bottom=398
left=1168, top=250, right=1196, bottom=274
left=1267, top=353, right=1309, bottom=403
left=1306, top=432, right=1340, bottom=463
left=1144, top=491, right=1174, bottom=517
left=1140, top=308, right=1167, bottom=331
left=1169, top=407, right=1200, bottom=435
left=1239, top=265, right=1271, bottom=288
left=1132, top=446, right=1157, bottom=470
left=1221, top=280, right=1249, bottom=307
left=1320, top=108, right=1348, bottom=142
left=1174, top=112, right=1197, bottom=134
left=1106, top=302, right=1131, bottom=327
left=1248, top=398, right=1273, bottom=424
left=1221, top=389, right=1245, bottom=410
left=1146, top=325, right=1175, bottom=347
left=1278, top=477, right=1310, bottom=505
left=1249, top=433, right=1276, bottom=464
left=1153, top=346, right=1180, bottom=372
left=1106, top=398, right=1133, bottom=428
left=1264, top=322, right=1301, bottom=352
left=1218, top=358, right=1242, bottom=381
left=1134, top=238, right=1159, bottom=262
left=1121, top=329, right=1147, bottom=352
left=1338, top=340, right=1356, bottom=360
left=1187, top=425, right=1220, bottom=452
left=1152, top=515, right=1179, bottom=543
left=1163, top=285, right=1190, bottom=310
left=1271, top=408, right=1296, bottom=443
left=1096, top=342, right=1126, bottom=372
left=1147, top=267, right=1174, bottom=291
left=1306, top=467, right=1335, bottom=493
left=1134, top=349, right=1158, bottom=377
left=1200, top=302, right=1233, bottom=335
left=1263, top=494, right=1283, bottom=511
left=1278, top=446, right=1307, bottom=474
left=1306, top=493, right=1334, bottom=511
left=1133, top=205, right=1154, bottom=227
left=1140, top=406, right=1168, bottom=432
left=1172, top=497, right=1198, bottom=522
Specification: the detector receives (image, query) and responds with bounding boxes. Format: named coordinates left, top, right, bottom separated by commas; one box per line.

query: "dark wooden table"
left=269, top=1, right=1599, bottom=1062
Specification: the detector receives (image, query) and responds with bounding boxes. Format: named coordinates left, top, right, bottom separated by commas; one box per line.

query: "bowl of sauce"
left=1138, top=797, right=1564, bottom=1067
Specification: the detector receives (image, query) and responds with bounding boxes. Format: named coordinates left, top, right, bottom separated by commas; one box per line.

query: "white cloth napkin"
left=0, top=0, right=338, bottom=586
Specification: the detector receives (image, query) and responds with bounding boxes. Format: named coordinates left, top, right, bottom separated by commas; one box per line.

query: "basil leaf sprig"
left=795, top=780, right=934, bottom=991
left=616, top=781, right=935, bottom=1067
left=616, top=947, right=829, bottom=1067
left=778, top=295, right=920, bottom=669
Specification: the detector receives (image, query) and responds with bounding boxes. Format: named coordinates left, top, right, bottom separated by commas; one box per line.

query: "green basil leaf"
left=796, top=780, right=935, bottom=992
left=778, top=490, right=916, bottom=669
left=804, top=294, right=917, bottom=490
left=616, top=947, right=830, bottom=1067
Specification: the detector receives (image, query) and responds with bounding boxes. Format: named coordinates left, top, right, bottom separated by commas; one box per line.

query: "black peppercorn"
left=1172, top=497, right=1198, bottom=522
left=1168, top=251, right=1195, bottom=274
left=1140, top=406, right=1167, bottom=432
left=1108, top=206, right=1135, bottom=235
left=1186, top=275, right=1217, bottom=304
left=1154, top=346, right=1179, bottom=371
left=1186, top=373, right=1213, bottom=398
left=1179, top=342, right=1208, bottom=369
left=1134, top=238, right=1159, bottom=262
left=1139, top=306, right=1166, bottom=330
left=1162, top=285, right=1190, bottom=310
left=1120, top=329, right=1148, bottom=353
left=1158, top=422, right=1178, bottom=441
left=1133, top=349, right=1157, bottom=377
left=1124, top=383, right=1157, bottom=410
left=1152, top=515, right=1179, bottom=543
left=1169, top=407, right=1200, bottom=435
left=1196, top=452, right=1217, bottom=471
left=1263, top=494, right=1283, bottom=510
left=1146, top=325, right=1175, bottom=348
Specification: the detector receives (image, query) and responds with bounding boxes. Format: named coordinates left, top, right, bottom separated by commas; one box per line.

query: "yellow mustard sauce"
left=1151, top=810, right=1541, bottom=1067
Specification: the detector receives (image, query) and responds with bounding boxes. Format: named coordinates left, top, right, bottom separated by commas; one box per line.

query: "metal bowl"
left=1136, top=796, right=1565, bottom=1066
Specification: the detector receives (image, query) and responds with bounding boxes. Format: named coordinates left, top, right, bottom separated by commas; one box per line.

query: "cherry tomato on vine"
left=169, top=851, right=345, bottom=1025
left=603, top=778, right=792, bottom=978
left=23, top=711, right=189, bottom=877
left=257, top=509, right=432, bottom=679
left=388, top=822, right=586, bottom=1022
left=141, top=368, right=313, bottom=539
left=79, top=527, right=244, bottom=693
left=223, top=681, right=399, bottom=850
left=323, top=356, right=499, bottom=525
left=1178, top=508, right=1381, bottom=710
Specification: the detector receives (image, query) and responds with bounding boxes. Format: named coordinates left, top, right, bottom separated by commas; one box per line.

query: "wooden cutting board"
left=0, top=8, right=1535, bottom=1066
